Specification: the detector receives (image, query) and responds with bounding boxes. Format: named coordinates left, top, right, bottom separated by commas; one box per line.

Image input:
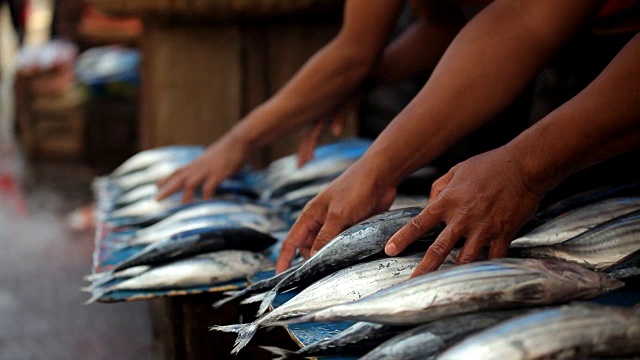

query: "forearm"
left=373, top=3, right=465, bottom=86
left=231, top=0, right=405, bottom=149
left=506, top=34, right=640, bottom=197
left=357, top=0, right=604, bottom=186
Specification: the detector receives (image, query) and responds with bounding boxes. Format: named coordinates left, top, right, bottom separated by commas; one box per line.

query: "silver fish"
left=105, top=195, right=185, bottom=221
left=119, top=212, right=275, bottom=248
left=135, top=200, right=270, bottom=237
left=390, top=195, right=429, bottom=210
left=83, top=265, right=151, bottom=290
left=510, top=209, right=640, bottom=270
left=273, top=181, right=331, bottom=209
left=85, top=250, right=272, bottom=304
left=115, top=184, right=158, bottom=207
left=114, top=161, right=190, bottom=192
left=255, top=207, right=438, bottom=317
left=361, top=309, right=531, bottom=360
left=265, top=157, right=358, bottom=200
left=511, top=197, right=640, bottom=248
left=279, top=258, right=622, bottom=326
left=110, top=145, right=204, bottom=178
left=211, top=255, right=424, bottom=354
left=436, top=303, right=640, bottom=360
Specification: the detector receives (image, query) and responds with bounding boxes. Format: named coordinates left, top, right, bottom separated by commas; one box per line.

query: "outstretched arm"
left=156, top=0, right=406, bottom=203
left=276, top=0, right=605, bottom=273
left=388, top=32, right=640, bottom=276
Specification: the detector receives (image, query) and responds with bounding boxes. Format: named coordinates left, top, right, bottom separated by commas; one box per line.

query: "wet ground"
left=0, top=140, right=156, bottom=360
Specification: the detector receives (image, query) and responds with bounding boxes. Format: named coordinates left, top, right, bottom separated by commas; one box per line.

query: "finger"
left=488, top=237, right=510, bottom=259
left=411, top=226, right=463, bottom=278
left=155, top=175, right=185, bottom=201
left=181, top=175, right=204, bottom=204
left=430, top=170, right=455, bottom=199
left=276, top=211, right=325, bottom=273
left=201, top=177, right=219, bottom=200
left=330, top=108, right=348, bottom=136
left=297, top=121, right=325, bottom=168
left=455, top=229, right=491, bottom=265
left=310, top=211, right=348, bottom=255
left=386, top=206, right=442, bottom=257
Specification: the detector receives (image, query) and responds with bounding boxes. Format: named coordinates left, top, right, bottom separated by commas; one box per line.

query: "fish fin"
left=80, top=285, right=94, bottom=293
left=223, top=290, right=241, bottom=296
left=83, top=286, right=113, bottom=305
left=240, top=292, right=268, bottom=305
left=257, top=287, right=278, bottom=316
left=210, top=323, right=259, bottom=355
left=259, top=346, right=297, bottom=360
left=212, top=289, right=248, bottom=309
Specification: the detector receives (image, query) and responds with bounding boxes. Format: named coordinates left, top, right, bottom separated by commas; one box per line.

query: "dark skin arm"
left=156, top=0, right=406, bottom=203
left=388, top=32, right=640, bottom=277
left=275, top=0, right=605, bottom=273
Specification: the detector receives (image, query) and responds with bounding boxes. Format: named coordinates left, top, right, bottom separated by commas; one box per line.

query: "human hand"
left=296, top=94, right=360, bottom=167
left=385, top=146, right=542, bottom=278
left=275, top=162, right=397, bottom=273
left=155, top=134, right=249, bottom=204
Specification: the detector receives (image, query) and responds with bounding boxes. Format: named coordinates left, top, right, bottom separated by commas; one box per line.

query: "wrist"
left=502, top=140, right=564, bottom=200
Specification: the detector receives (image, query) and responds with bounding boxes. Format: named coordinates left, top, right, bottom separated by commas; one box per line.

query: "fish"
left=603, top=248, right=640, bottom=279
left=510, top=197, right=640, bottom=248
left=110, top=226, right=277, bottom=272
left=262, top=138, right=371, bottom=181
left=114, top=184, right=158, bottom=207
left=360, top=309, right=532, bottom=360
left=84, top=265, right=151, bottom=290
left=210, top=255, right=425, bottom=354
left=102, top=194, right=194, bottom=228
left=535, top=183, right=640, bottom=222
left=389, top=195, right=429, bottom=210
left=265, top=157, right=358, bottom=200
left=85, top=250, right=273, bottom=304
left=261, top=322, right=411, bottom=359
left=134, top=200, right=270, bottom=237
left=115, top=212, right=276, bottom=248
left=272, top=181, right=331, bottom=210
left=278, top=258, right=623, bottom=326
left=114, top=160, right=194, bottom=192
left=509, top=209, right=640, bottom=270
left=436, top=302, right=640, bottom=360
left=254, top=207, right=440, bottom=317
left=109, top=145, right=204, bottom=178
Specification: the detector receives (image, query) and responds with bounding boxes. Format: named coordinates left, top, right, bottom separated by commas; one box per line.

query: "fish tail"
left=210, top=323, right=259, bottom=355
left=83, top=286, right=113, bottom=305
left=259, top=346, right=298, bottom=360
left=212, top=289, right=248, bottom=308
left=231, top=322, right=259, bottom=355
left=257, top=287, right=278, bottom=316
left=240, top=291, right=268, bottom=305
left=268, top=314, right=314, bottom=327
left=80, top=285, right=94, bottom=293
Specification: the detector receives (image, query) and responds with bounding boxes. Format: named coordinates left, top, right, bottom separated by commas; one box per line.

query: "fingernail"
left=310, top=249, right=317, bottom=257
left=385, top=243, right=397, bottom=256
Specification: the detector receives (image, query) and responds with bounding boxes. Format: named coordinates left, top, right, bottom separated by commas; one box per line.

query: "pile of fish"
left=86, top=138, right=435, bottom=303
left=87, top=140, right=640, bottom=359
left=201, top=183, right=640, bottom=359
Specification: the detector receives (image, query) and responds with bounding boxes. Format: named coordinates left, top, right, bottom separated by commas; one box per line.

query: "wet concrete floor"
left=0, top=141, right=156, bottom=360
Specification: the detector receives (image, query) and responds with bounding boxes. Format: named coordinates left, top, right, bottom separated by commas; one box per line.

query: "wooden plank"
left=140, top=20, right=242, bottom=150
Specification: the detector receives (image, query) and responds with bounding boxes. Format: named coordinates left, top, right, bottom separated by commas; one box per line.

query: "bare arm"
left=276, top=0, right=606, bottom=272
left=387, top=32, right=640, bottom=276
left=156, top=0, right=405, bottom=202
left=360, top=0, right=605, bottom=188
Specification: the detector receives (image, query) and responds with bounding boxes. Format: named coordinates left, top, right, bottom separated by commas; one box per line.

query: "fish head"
left=540, top=259, right=624, bottom=298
